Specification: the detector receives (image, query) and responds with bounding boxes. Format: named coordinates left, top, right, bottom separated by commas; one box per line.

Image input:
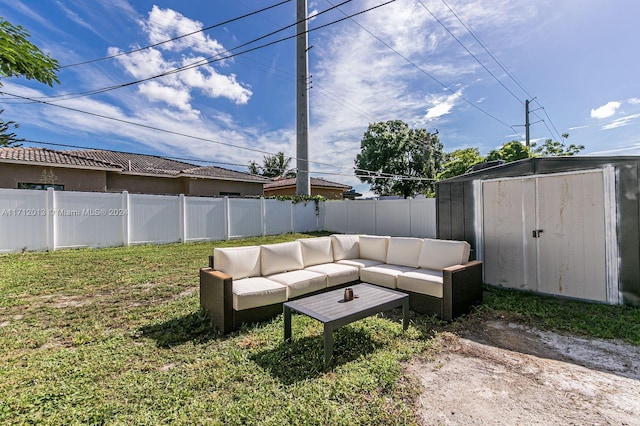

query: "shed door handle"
left=532, top=229, right=544, bottom=238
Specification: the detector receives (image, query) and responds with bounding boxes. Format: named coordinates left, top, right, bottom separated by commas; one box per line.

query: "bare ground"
left=407, top=320, right=640, bottom=425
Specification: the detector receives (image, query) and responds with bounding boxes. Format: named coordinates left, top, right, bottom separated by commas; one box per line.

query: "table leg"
left=402, top=298, right=409, bottom=331
left=324, top=326, right=334, bottom=366
left=284, top=305, right=292, bottom=342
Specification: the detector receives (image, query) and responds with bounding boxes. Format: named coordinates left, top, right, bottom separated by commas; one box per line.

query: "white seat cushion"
left=337, top=258, right=383, bottom=269
left=397, top=269, right=443, bottom=298
left=359, top=235, right=390, bottom=262
left=214, top=246, right=261, bottom=280
left=261, top=241, right=304, bottom=276
left=360, top=264, right=418, bottom=289
left=267, top=270, right=327, bottom=299
left=331, top=234, right=360, bottom=260
left=232, top=277, right=287, bottom=311
left=299, top=237, right=334, bottom=267
left=386, top=237, right=424, bottom=268
left=419, top=239, right=471, bottom=270
left=305, top=263, right=359, bottom=287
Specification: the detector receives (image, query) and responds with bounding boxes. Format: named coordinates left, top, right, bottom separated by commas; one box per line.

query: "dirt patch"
left=408, top=321, right=640, bottom=425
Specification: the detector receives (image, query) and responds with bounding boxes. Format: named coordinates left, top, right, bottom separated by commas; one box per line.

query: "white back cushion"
left=386, top=237, right=424, bottom=268
left=419, top=238, right=471, bottom=270
left=299, top=237, right=334, bottom=267
left=214, top=246, right=261, bottom=280
left=261, top=241, right=304, bottom=276
left=359, top=235, right=390, bottom=262
left=331, top=234, right=360, bottom=260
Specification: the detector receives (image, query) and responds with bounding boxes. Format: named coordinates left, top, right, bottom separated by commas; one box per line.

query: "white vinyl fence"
left=0, top=188, right=435, bottom=253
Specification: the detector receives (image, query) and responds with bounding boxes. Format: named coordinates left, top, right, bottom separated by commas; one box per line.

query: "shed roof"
left=264, top=177, right=351, bottom=190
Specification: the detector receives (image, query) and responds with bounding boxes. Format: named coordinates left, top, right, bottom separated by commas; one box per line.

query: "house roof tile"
left=0, top=147, right=121, bottom=169
left=264, top=177, right=351, bottom=189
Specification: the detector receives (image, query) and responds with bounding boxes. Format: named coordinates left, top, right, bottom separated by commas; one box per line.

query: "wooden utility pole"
left=525, top=99, right=530, bottom=147
left=296, top=0, right=310, bottom=195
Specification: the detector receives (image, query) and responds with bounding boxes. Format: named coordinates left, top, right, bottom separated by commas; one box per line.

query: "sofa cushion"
left=359, top=235, right=389, bottom=263
left=419, top=239, right=471, bottom=270
left=305, top=263, right=359, bottom=287
left=214, top=246, right=261, bottom=280
left=336, top=258, right=383, bottom=269
left=261, top=241, right=304, bottom=276
left=397, top=269, right=443, bottom=298
left=331, top=234, right=360, bottom=260
left=386, top=237, right=423, bottom=268
left=360, top=264, right=417, bottom=289
left=232, top=277, right=287, bottom=311
left=299, top=237, right=334, bottom=267
left=267, top=270, right=327, bottom=299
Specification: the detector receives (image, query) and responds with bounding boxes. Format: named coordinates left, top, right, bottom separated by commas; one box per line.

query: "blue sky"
left=1, top=0, right=639, bottom=196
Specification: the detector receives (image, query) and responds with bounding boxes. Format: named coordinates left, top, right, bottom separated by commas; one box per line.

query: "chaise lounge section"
left=200, top=234, right=483, bottom=334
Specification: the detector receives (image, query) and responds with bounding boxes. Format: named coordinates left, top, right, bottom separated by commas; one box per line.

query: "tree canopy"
left=0, top=18, right=59, bottom=86
left=248, top=152, right=296, bottom=178
left=436, top=148, right=483, bottom=181
left=355, top=120, right=443, bottom=198
left=0, top=18, right=60, bottom=147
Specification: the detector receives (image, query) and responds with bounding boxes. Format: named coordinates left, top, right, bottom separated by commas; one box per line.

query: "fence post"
left=179, top=194, right=186, bottom=243
left=122, top=191, right=130, bottom=246
left=261, top=197, right=266, bottom=236
left=46, top=187, right=55, bottom=251
left=344, top=199, right=349, bottom=234
left=408, top=197, right=413, bottom=237
left=224, top=196, right=230, bottom=240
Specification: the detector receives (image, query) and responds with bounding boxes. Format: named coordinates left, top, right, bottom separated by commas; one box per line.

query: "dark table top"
left=283, top=283, right=408, bottom=323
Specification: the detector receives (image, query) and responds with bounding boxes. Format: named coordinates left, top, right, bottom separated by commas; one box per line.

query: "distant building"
left=0, top=147, right=270, bottom=197
left=263, top=177, right=352, bottom=199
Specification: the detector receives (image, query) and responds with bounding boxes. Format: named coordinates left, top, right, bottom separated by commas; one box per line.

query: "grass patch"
left=1, top=234, right=638, bottom=424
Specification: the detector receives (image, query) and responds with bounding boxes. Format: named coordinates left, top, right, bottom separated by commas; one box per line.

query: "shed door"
left=482, top=171, right=608, bottom=302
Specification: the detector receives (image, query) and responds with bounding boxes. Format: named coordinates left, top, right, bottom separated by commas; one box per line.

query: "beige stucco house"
left=0, top=147, right=270, bottom=197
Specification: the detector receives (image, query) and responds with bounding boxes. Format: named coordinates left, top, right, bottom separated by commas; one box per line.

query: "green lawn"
left=1, top=233, right=638, bottom=425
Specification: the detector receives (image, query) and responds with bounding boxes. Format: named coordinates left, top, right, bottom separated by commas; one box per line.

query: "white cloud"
left=628, top=98, right=640, bottom=105
left=591, top=101, right=621, bottom=119
left=601, top=113, right=640, bottom=130
left=424, top=90, right=463, bottom=120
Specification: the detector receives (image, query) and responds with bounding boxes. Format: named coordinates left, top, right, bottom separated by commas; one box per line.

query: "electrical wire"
left=60, top=0, right=292, bottom=68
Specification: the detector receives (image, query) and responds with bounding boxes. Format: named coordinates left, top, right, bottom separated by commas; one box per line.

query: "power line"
left=324, top=0, right=522, bottom=137
left=60, top=0, right=292, bottom=69
left=416, top=0, right=524, bottom=105
left=17, top=0, right=358, bottom=103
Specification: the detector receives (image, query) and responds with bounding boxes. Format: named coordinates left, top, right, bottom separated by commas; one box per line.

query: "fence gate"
left=481, top=170, right=614, bottom=303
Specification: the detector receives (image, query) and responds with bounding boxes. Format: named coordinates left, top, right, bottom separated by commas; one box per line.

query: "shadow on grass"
left=138, top=309, right=221, bottom=348
left=252, top=326, right=383, bottom=384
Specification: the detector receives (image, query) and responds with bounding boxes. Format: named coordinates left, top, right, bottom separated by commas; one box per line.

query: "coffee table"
left=283, top=283, right=409, bottom=366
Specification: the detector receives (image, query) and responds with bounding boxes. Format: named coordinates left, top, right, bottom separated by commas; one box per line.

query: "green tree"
left=248, top=152, right=296, bottom=178
left=486, top=140, right=531, bottom=163
left=531, top=133, right=584, bottom=156
left=355, top=120, right=443, bottom=198
left=0, top=19, right=59, bottom=86
left=437, top=147, right=484, bottom=180
left=0, top=109, right=23, bottom=147
left=0, top=18, right=60, bottom=146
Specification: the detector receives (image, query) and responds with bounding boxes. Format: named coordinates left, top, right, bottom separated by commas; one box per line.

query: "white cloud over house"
left=591, top=101, right=621, bottom=119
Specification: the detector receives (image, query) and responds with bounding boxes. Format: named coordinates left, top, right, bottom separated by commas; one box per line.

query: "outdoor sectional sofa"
left=199, top=235, right=483, bottom=334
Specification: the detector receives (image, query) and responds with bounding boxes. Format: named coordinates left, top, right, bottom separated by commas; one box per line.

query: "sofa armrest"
left=200, top=268, right=234, bottom=334
left=441, top=260, right=483, bottom=321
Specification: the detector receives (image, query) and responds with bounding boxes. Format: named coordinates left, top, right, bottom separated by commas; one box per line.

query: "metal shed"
left=436, top=156, right=640, bottom=306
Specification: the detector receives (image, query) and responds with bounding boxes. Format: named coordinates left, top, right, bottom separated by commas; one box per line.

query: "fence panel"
left=293, top=201, right=319, bottom=232
left=323, top=201, right=348, bottom=233
left=128, top=194, right=181, bottom=244
left=228, top=198, right=262, bottom=239
left=375, top=199, right=411, bottom=236
left=264, top=199, right=292, bottom=236
left=184, top=197, right=226, bottom=242
left=0, top=188, right=48, bottom=252
left=347, top=200, right=377, bottom=235
left=54, top=191, right=124, bottom=249
left=410, top=198, right=436, bottom=237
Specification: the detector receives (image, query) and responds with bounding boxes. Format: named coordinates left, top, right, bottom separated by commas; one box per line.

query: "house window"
left=18, top=183, right=64, bottom=190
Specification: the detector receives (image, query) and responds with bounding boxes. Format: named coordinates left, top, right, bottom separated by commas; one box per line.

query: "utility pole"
left=525, top=99, right=530, bottom=147
left=296, top=0, right=310, bottom=195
